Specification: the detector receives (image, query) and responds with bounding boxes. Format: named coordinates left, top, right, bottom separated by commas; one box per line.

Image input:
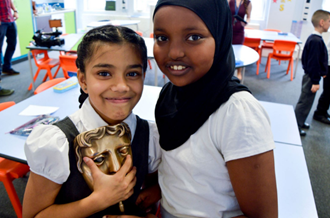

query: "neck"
left=314, top=27, right=324, bottom=35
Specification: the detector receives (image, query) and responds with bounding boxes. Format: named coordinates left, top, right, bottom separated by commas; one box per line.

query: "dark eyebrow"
left=92, top=63, right=114, bottom=69
left=92, top=64, right=143, bottom=69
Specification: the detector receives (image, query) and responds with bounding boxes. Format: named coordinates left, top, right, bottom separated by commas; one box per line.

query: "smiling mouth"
left=105, top=97, right=131, bottom=103
left=170, top=65, right=187, bottom=70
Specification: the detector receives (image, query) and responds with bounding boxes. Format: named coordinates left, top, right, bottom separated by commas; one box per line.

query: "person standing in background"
left=228, top=0, right=251, bottom=81
left=312, top=36, right=330, bottom=125
left=295, top=10, right=330, bottom=136
left=0, top=0, right=20, bottom=96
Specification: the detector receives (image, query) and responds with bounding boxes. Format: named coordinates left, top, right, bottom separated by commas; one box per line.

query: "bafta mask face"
left=74, top=123, right=132, bottom=190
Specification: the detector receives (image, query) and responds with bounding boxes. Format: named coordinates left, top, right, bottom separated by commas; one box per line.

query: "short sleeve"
left=215, top=92, right=275, bottom=162
left=147, top=121, right=161, bottom=173
left=24, top=124, right=70, bottom=184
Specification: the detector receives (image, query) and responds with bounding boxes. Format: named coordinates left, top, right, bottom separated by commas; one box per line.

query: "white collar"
left=312, top=30, right=322, bottom=37
left=80, top=97, right=137, bottom=141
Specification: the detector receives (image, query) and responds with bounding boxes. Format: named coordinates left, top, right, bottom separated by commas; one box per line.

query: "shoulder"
left=25, top=123, right=70, bottom=184
left=219, top=91, right=264, bottom=114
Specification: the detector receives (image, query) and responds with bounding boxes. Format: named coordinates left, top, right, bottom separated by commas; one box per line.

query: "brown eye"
left=93, top=156, right=105, bottom=165
left=118, top=146, right=129, bottom=156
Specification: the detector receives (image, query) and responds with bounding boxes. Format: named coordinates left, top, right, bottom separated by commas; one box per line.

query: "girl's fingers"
left=83, top=157, right=99, bottom=177
left=117, top=155, right=133, bottom=176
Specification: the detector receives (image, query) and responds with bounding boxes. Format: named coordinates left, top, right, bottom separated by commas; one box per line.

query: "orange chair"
left=34, top=77, right=67, bottom=95
left=264, top=40, right=297, bottom=81
left=0, top=101, right=15, bottom=111
left=260, top=29, right=282, bottom=63
left=0, top=102, right=30, bottom=218
left=150, top=33, right=154, bottom=38
left=28, top=49, right=61, bottom=90
left=59, top=54, right=78, bottom=78
left=136, top=31, right=143, bottom=37
left=243, top=37, right=261, bottom=75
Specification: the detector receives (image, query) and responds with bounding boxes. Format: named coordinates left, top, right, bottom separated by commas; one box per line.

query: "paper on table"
left=19, top=105, right=59, bottom=116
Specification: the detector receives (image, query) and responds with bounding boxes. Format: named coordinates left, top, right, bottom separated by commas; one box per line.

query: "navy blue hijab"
left=154, top=0, right=250, bottom=151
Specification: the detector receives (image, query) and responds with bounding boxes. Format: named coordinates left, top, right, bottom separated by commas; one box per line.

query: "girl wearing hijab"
left=153, top=0, right=278, bottom=217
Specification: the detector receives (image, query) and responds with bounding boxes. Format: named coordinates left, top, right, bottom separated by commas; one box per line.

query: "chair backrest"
left=263, top=28, right=282, bottom=32
left=34, top=77, right=67, bottom=94
left=0, top=101, right=15, bottom=112
left=31, top=49, right=50, bottom=66
left=136, top=31, right=143, bottom=37
left=243, top=37, right=261, bottom=50
left=59, top=54, right=78, bottom=74
left=273, top=40, right=297, bottom=56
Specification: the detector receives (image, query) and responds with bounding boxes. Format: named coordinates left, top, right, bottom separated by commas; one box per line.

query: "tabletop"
left=274, top=142, right=317, bottom=218
left=232, top=44, right=259, bottom=68
left=259, top=101, right=301, bottom=146
left=245, top=29, right=302, bottom=44
left=26, top=33, right=85, bottom=52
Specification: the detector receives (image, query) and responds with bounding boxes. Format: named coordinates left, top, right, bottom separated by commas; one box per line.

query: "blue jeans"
left=0, top=22, right=18, bottom=77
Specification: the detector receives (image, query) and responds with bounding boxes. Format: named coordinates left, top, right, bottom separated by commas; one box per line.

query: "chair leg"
left=285, top=59, right=291, bottom=75
left=290, top=59, right=294, bottom=81
left=265, top=55, right=271, bottom=73
left=266, top=57, right=272, bottom=79
left=53, top=65, right=61, bottom=78
left=28, top=68, right=41, bottom=90
left=62, top=69, right=70, bottom=79
left=148, top=59, right=152, bottom=70
left=2, top=177, right=23, bottom=218
left=43, top=68, right=54, bottom=82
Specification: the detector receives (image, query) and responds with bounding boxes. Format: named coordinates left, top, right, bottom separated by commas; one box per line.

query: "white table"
left=274, top=142, right=317, bottom=218
left=0, top=83, right=317, bottom=217
left=233, top=44, right=259, bottom=83
left=259, top=101, right=301, bottom=146
left=86, top=20, right=140, bottom=30
left=245, top=29, right=302, bottom=79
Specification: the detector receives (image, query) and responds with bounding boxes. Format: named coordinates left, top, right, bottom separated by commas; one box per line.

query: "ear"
left=320, top=19, right=325, bottom=27
left=77, top=69, right=88, bottom=94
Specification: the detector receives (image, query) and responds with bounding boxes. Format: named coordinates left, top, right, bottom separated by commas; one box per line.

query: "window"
left=322, top=0, right=330, bottom=10
left=250, top=0, right=268, bottom=21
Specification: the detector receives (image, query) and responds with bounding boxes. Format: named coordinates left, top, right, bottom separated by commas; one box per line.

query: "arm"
left=136, top=171, right=161, bottom=211
left=227, top=150, right=278, bottom=218
left=23, top=155, right=136, bottom=218
left=245, top=1, right=252, bottom=25
left=10, top=0, right=18, bottom=20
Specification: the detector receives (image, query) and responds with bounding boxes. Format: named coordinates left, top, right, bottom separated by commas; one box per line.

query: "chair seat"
left=37, top=58, right=60, bottom=68
left=272, top=53, right=292, bottom=59
left=261, top=42, right=274, bottom=48
left=0, top=157, right=30, bottom=218
left=0, top=157, right=29, bottom=180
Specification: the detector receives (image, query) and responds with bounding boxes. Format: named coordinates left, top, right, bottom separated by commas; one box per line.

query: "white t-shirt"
left=24, top=98, right=161, bottom=184
left=158, top=91, right=275, bottom=218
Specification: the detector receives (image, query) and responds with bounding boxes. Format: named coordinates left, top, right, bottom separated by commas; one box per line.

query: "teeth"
left=170, top=65, right=186, bottom=70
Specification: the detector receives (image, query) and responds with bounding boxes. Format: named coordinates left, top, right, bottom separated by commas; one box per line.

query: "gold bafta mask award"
left=74, top=122, right=132, bottom=213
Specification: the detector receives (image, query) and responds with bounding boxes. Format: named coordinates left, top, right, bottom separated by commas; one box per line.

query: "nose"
left=108, top=155, right=121, bottom=174
left=110, top=75, right=129, bottom=93
left=168, top=40, right=185, bottom=60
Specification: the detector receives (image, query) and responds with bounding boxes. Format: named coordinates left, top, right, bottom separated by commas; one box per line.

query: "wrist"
left=14, top=10, right=18, bottom=13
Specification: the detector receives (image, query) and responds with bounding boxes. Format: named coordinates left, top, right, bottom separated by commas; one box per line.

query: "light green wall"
left=14, top=0, right=34, bottom=55
left=64, top=11, right=76, bottom=34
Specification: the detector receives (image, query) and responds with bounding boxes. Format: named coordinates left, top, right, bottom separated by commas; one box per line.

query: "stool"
left=0, top=157, right=30, bottom=218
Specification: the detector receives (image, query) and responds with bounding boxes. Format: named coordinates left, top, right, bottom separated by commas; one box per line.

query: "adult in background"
left=0, top=0, right=20, bottom=96
left=228, top=0, right=252, bottom=81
